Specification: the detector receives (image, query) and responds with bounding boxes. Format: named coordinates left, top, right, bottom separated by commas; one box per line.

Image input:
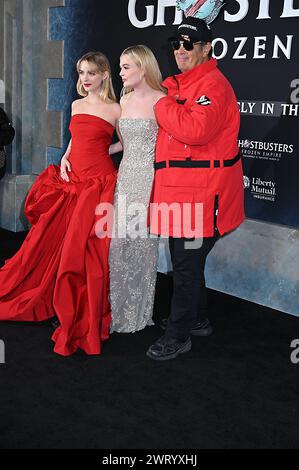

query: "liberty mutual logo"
left=243, top=174, right=277, bottom=202
left=243, top=176, right=251, bottom=189
left=252, top=177, right=276, bottom=196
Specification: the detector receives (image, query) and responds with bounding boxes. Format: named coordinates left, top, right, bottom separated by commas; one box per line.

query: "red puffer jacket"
left=150, top=58, right=245, bottom=238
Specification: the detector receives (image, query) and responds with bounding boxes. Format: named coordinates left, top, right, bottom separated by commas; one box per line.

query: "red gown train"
left=0, top=114, right=117, bottom=356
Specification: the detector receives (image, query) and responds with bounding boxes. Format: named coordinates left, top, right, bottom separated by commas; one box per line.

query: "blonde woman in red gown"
left=0, top=52, right=120, bottom=356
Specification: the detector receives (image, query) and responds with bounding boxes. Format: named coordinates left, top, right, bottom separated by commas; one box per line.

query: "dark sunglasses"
left=169, top=37, right=201, bottom=51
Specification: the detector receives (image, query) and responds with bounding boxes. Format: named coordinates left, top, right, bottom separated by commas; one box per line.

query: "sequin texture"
left=109, top=119, right=159, bottom=333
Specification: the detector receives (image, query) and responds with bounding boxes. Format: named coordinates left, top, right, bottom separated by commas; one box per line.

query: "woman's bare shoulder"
left=109, top=101, right=121, bottom=110
left=71, top=98, right=84, bottom=112
left=108, top=101, right=121, bottom=119
left=155, top=90, right=167, bottom=100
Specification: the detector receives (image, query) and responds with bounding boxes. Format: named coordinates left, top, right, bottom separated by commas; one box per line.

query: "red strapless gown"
left=0, top=114, right=117, bottom=356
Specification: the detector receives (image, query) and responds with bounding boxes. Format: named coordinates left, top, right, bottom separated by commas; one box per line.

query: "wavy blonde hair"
left=121, top=45, right=165, bottom=95
left=76, top=51, right=116, bottom=103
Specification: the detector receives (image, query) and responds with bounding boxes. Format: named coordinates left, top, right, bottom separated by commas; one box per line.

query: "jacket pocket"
left=161, top=168, right=208, bottom=189
left=161, top=187, right=206, bottom=204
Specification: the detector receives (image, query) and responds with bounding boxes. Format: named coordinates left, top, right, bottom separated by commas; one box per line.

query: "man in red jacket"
left=147, top=17, right=245, bottom=360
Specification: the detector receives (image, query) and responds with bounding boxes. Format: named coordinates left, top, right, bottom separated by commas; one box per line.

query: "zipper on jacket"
left=172, top=75, right=180, bottom=94
left=214, top=195, right=219, bottom=236
left=172, top=76, right=186, bottom=105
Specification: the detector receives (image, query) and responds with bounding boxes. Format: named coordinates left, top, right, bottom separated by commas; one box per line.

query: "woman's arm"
left=60, top=140, right=72, bottom=182
left=109, top=115, right=123, bottom=155
left=61, top=140, right=72, bottom=160
left=109, top=141, right=123, bottom=155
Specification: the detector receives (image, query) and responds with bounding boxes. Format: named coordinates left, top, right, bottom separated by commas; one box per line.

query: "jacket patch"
left=196, top=95, right=211, bottom=106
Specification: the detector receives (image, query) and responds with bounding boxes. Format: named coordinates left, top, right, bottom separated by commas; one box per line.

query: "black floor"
left=0, top=228, right=299, bottom=449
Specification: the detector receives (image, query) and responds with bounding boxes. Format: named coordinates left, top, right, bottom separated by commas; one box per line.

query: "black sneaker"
left=146, top=335, right=192, bottom=361
left=191, top=319, right=213, bottom=336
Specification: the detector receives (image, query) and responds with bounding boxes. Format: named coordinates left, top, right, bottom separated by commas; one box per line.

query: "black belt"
left=154, top=153, right=241, bottom=170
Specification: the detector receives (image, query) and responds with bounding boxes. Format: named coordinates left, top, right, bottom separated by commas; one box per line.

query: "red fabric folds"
left=0, top=114, right=117, bottom=356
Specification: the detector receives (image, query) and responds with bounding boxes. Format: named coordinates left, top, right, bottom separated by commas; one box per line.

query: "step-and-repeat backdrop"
left=49, top=0, right=299, bottom=228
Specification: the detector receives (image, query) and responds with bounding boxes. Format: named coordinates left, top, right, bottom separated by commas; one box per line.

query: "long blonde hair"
left=76, top=51, right=116, bottom=103
left=121, top=45, right=165, bottom=95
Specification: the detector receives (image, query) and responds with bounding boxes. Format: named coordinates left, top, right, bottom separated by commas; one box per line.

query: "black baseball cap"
left=176, top=17, right=213, bottom=43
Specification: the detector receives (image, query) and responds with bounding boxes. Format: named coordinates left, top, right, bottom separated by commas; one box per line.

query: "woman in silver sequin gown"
left=109, top=45, right=166, bottom=333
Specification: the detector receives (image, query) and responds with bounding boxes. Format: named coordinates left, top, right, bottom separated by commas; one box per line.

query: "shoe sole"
left=146, top=340, right=192, bottom=361
left=191, top=326, right=213, bottom=337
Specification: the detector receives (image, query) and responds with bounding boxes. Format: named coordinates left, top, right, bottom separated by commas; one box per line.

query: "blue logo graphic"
left=176, top=0, right=225, bottom=24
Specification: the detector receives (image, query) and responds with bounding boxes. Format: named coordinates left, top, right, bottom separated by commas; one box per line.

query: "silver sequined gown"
left=109, top=118, right=159, bottom=333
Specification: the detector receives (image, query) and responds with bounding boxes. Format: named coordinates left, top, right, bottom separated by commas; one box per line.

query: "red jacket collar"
left=163, top=58, right=218, bottom=90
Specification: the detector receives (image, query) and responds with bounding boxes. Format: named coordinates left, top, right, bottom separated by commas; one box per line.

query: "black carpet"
left=0, top=228, right=298, bottom=449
